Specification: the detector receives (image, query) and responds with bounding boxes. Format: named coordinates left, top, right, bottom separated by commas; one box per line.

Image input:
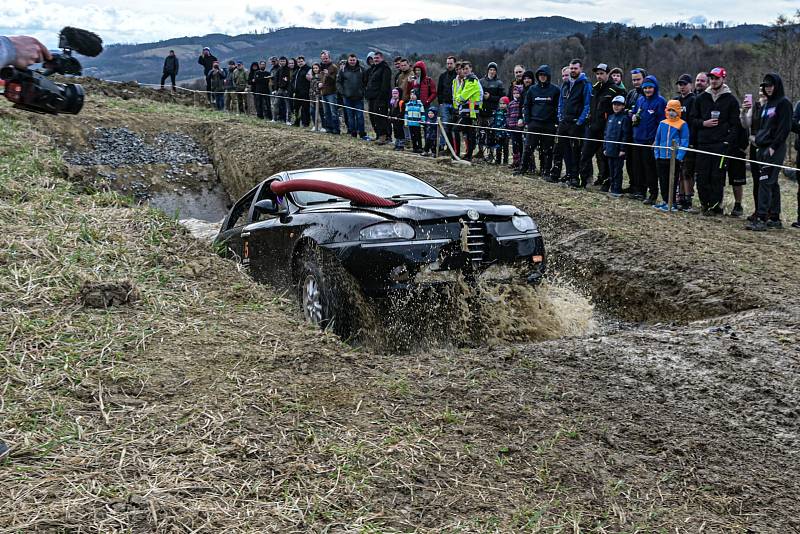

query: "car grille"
left=464, top=221, right=488, bottom=265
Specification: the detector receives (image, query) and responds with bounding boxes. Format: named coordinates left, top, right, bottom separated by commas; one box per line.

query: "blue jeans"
left=438, top=104, right=454, bottom=148
left=214, top=92, right=225, bottom=110
left=322, top=94, right=340, bottom=133
left=343, top=98, right=365, bottom=136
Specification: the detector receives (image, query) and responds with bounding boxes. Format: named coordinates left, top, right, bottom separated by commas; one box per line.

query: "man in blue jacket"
left=631, top=75, right=666, bottom=203
left=514, top=65, right=560, bottom=178
left=556, top=59, right=592, bottom=187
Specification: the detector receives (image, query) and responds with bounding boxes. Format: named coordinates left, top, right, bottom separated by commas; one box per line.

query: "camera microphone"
left=58, top=27, right=103, bottom=57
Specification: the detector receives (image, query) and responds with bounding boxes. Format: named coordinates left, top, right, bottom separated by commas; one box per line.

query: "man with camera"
left=0, top=35, right=52, bottom=68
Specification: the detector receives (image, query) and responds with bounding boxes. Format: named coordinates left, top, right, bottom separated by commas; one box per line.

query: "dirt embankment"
left=3, top=87, right=800, bottom=532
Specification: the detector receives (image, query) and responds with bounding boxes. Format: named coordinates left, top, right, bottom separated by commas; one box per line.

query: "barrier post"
left=668, top=139, right=677, bottom=212
left=435, top=119, right=440, bottom=158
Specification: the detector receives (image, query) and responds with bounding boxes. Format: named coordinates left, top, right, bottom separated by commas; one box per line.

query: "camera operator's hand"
left=1, top=35, right=53, bottom=68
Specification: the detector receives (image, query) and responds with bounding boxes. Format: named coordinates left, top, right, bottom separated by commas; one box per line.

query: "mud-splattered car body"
left=214, top=168, right=546, bottom=297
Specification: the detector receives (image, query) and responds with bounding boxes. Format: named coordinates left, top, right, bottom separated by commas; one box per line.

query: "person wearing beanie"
left=675, top=73, right=697, bottom=210
left=630, top=75, right=667, bottom=203
left=520, top=70, right=535, bottom=101
left=198, top=46, right=218, bottom=103
left=689, top=66, right=740, bottom=216
left=515, top=64, right=559, bottom=179
left=604, top=95, right=632, bottom=197
left=389, top=87, right=406, bottom=150
left=405, top=89, right=426, bottom=153
left=506, top=88, right=523, bottom=168
left=477, top=61, right=504, bottom=161
left=489, top=96, right=510, bottom=165
left=422, top=105, right=439, bottom=156
left=745, top=73, right=793, bottom=230
left=580, top=62, right=625, bottom=190
left=437, top=56, right=458, bottom=152
left=652, top=100, right=690, bottom=210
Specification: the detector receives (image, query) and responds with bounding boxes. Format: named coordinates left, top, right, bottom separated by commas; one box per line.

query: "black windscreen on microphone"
left=59, top=27, right=103, bottom=57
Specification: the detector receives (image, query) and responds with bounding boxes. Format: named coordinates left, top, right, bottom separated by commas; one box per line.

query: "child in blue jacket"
left=604, top=95, right=632, bottom=197
left=404, top=89, right=425, bottom=153
left=652, top=99, right=690, bottom=211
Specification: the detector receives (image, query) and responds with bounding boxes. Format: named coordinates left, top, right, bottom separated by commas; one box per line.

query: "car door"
left=246, top=178, right=290, bottom=284
left=217, top=185, right=258, bottom=262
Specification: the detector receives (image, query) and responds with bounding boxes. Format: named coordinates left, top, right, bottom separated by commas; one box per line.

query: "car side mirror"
left=253, top=199, right=282, bottom=215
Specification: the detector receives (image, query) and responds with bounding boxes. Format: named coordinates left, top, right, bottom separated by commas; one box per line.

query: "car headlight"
left=359, top=222, right=415, bottom=241
left=511, top=215, right=537, bottom=233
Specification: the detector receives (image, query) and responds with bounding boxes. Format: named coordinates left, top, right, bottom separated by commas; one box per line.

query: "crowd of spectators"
left=186, top=47, right=800, bottom=230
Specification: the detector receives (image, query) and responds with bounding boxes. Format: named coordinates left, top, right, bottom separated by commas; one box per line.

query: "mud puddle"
left=63, top=127, right=230, bottom=234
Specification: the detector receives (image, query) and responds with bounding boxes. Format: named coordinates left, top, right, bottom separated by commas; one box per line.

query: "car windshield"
left=289, top=169, right=444, bottom=205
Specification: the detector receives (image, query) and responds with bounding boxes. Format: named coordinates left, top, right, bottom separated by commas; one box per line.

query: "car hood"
left=302, top=197, right=522, bottom=221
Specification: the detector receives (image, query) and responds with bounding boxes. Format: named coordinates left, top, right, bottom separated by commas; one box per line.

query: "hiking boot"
left=745, top=220, right=767, bottom=231
left=766, top=219, right=783, bottom=229
left=730, top=204, right=744, bottom=218
left=746, top=212, right=758, bottom=222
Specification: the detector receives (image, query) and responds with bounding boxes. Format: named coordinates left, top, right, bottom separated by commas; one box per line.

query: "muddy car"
left=215, top=167, right=546, bottom=332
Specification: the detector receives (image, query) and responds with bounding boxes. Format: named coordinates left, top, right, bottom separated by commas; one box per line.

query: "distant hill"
left=81, top=16, right=769, bottom=85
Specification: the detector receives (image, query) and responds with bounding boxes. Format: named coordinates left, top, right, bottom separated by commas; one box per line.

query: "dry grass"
left=2, top=92, right=799, bottom=533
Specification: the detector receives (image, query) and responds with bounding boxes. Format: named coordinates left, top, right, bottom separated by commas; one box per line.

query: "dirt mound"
left=79, top=280, right=140, bottom=308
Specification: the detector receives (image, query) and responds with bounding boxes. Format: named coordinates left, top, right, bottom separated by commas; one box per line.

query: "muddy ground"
left=1, top=84, right=799, bottom=532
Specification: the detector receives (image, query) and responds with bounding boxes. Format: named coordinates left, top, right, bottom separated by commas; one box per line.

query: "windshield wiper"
left=389, top=193, right=439, bottom=199
left=305, top=198, right=347, bottom=205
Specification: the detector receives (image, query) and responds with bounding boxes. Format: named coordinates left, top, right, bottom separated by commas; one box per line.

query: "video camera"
left=1, top=27, right=103, bottom=115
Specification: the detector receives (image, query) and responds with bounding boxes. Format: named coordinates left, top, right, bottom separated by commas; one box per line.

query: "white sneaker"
left=270, top=119, right=276, bottom=123
left=309, top=127, right=317, bottom=131
left=319, top=128, right=327, bottom=133
left=285, top=121, right=292, bottom=126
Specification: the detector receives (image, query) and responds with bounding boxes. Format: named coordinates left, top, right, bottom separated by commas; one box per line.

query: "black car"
left=215, top=167, right=546, bottom=332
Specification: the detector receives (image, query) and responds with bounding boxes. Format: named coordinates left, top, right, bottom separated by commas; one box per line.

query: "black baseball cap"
left=676, top=74, right=692, bottom=85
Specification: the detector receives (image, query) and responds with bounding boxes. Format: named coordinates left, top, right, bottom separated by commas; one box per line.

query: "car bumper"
left=323, top=233, right=546, bottom=297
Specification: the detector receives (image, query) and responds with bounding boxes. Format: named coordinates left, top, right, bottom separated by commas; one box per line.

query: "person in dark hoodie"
left=675, top=74, right=697, bottom=210
left=792, top=98, right=800, bottom=228
left=198, top=47, right=217, bottom=103
left=689, top=66, right=741, bottom=216
left=161, top=50, right=179, bottom=91
left=580, top=63, right=625, bottom=190
left=337, top=54, right=368, bottom=139
left=515, top=64, right=560, bottom=179
left=365, top=51, right=393, bottom=144
left=744, top=73, right=793, bottom=231
left=251, top=60, right=271, bottom=120
left=630, top=75, right=666, bottom=203
left=477, top=62, right=505, bottom=161
left=556, top=59, right=592, bottom=187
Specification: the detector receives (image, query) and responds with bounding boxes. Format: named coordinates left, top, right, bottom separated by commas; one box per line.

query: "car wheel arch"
left=291, top=237, right=319, bottom=286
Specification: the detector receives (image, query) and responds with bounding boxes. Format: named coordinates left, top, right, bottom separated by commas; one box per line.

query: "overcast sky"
left=1, top=0, right=795, bottom=48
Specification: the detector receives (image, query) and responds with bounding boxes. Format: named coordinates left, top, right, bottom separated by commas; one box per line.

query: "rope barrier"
left=115, top=80, right=800, bottom=174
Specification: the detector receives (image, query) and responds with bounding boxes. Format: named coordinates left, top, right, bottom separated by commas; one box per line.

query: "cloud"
left=245, top=5, right=283, bottom=25
left=331, top=12, right=380, bottom=26
left=688, top=15, right=709, bottom=25
left=308, top=12, right=325, bottom=25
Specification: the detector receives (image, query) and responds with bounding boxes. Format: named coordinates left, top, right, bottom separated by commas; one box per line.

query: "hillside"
left=81, top=16, right=769, bottom=84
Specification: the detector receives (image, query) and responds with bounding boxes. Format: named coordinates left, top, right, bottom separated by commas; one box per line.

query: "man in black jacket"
left=623, top=68, right=646, bottom=195
left=161, top=50, right=179, bottom=91
left=745, top=73, right=793, bottom=231
left=292, top=56, right=311, bottom=127
left=690, top=67, right=740, bottom=216
left=579, top=63, right=625, bottom=189
left=437, top=56, right=458, bottom=152
left=198, top=47, right=217, bottom=103
left=477, top=62, right=505, bottom=160
left=252, top=61, right=271, bottom=120
left=337, top=54, right=367, bottom=139
left=365, top=51, right=392, bottom=144
left=514, top=65, right=559, bottom=178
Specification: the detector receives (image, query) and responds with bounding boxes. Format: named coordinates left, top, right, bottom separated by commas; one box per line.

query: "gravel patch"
left=65, top=128, right=210, bottom=167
